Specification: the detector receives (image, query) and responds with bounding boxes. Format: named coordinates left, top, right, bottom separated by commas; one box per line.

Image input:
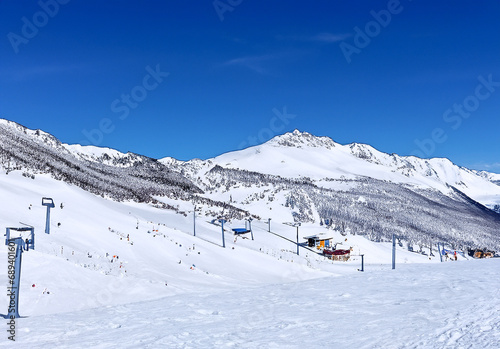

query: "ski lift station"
left=304, top=234, right=333, bottom=249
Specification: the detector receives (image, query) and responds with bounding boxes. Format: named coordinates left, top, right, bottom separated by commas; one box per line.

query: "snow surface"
left=2, top=260, right=499, bottom=348
left=1, top=126, right=499, bottom=347
left=63, top=144, right=130, bottom=160
left=1, top=166, right=499, bottom=348
left=162, top=130, right=500, bottom=208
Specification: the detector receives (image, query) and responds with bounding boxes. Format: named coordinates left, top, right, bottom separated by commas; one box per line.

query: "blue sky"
left=1, top=1, right=499, bottom=172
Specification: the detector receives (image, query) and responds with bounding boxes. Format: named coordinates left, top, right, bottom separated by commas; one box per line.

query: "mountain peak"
left=268, top=129, right=337, bottom=149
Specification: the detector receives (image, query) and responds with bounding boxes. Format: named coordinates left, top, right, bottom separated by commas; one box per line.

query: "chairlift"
left=5, top=226, right=35, bottom=251
left=232, top=228, right=251, bottom=235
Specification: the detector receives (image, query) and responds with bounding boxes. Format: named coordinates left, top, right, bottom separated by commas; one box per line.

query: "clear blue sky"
left=1, top=0, right=499, bottom=172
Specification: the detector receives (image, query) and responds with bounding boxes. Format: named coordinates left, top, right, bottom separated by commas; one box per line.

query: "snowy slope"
left=1, top=119, right=499, bottom=249
left=170, top=130, right=500, bottom=209
left=153, top=130, right=500, bottom=249
left=2, top=256, right=499, bottom=348
left=0, top=119, right=148, bottom=169
left=0, top=167, right=448, bottom=319
left=63, top=144, right=147, bottom=168
left=0, top=119, right=202, bottom=203
left=3, top=118, right=498, bottom=208
left=474, top=170, right=500, bottom=186
left=0, top=121, right=499, bottom=347
left=0, top=172, right=320, bottom=315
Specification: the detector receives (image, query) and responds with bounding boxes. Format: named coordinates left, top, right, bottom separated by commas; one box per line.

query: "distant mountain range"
left=1, top=119, right=499, bottom=250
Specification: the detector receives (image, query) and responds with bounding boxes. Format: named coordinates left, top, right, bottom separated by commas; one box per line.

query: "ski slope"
left=1, top=260, right=498, bottom=348
left=0, top=156, right=499, bottom=348
left=0, top=171, right=439, bottom=315
left=168, top=130, right=500, bottom=209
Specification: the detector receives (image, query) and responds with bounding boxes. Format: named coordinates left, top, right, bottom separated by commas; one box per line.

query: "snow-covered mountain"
left=158, top=129, right=500, bottom=247
left=0, top=119, right=202, bottom=203
left=1, top=119, right=500, bottom=347
left=166, top=129, right=500, bottom=209
left=1, top=119, right=499, bottom=250
left=474, top=169, right=500, bottom=186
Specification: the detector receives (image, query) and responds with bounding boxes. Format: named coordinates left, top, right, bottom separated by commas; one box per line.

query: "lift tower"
left=5, top=226, right=36, bottom=318
left=42, top=197, right=55, bottom=235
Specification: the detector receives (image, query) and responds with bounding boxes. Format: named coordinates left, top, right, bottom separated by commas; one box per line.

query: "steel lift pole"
left=219, top=219, right=226, bottom=248
left=5, top=227, right=35, bottom=318
left=42, top=197, right=55, bottom=235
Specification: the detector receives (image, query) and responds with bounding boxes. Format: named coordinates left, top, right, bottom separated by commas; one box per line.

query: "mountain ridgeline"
left=1, top=119, right=499, bottom=251
left=0, top=120, right=201, bottom=203
left=200, top=165, right=500, bottom=251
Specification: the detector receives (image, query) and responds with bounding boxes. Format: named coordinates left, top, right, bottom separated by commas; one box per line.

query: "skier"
left=454, top=251, right=457, bottom=261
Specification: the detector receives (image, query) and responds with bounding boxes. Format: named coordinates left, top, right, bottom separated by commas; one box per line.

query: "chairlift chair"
left=232, top=228, right=251, bottom=235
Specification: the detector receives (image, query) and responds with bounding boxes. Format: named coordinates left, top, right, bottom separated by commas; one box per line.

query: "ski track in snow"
left=3, top=259, right=499, bottom=349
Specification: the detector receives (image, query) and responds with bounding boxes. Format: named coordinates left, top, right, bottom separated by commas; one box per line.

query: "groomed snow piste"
left=0, top=170, right=499, bottom=348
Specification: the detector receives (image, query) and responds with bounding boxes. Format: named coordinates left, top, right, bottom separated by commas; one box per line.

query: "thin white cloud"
left=469, top=162, right=500, bottom=172
left=482, top=163, right=500, bottom=169
left=309, top=32, right=352, bottom=43
left=276, top=32, right=351, bottom=43
left=222, top=54, right=277, bottom=74
left=1, top=64, right=81, bottom=82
